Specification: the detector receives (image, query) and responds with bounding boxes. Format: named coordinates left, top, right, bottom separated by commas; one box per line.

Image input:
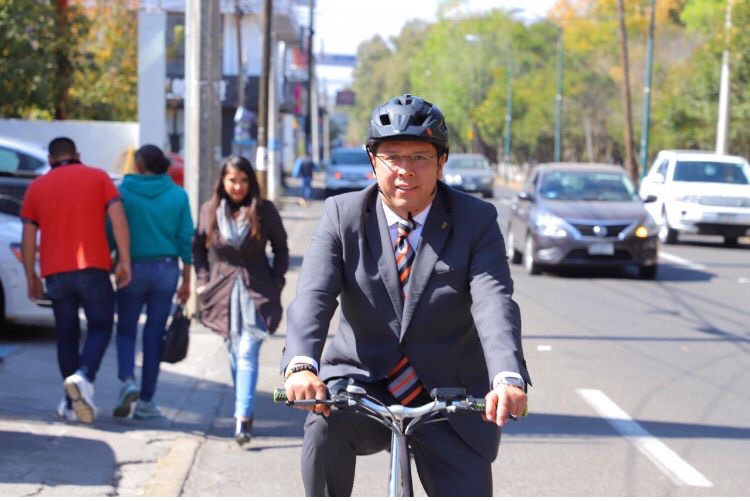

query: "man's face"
left=370, top=140, right=446, bottom=218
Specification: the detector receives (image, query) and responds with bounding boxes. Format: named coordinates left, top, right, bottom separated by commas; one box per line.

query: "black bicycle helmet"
left=367, top=94, right=449, bottom=154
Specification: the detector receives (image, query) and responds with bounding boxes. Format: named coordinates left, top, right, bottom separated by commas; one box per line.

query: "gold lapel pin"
left=441, top=222, right=448, bottom=230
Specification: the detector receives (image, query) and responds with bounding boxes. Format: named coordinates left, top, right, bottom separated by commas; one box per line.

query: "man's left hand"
left=484, top=385, right=528, bottom=427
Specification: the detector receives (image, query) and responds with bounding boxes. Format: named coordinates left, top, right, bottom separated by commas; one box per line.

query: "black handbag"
left=162, top=303, right=190, bottom=363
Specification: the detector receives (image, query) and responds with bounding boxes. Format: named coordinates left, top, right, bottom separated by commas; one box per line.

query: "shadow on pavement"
left=527, top=264, right=714, bottom=283
left=0, top=430, right=116, bottom=487
left=505, top=412, right=750, bottom=440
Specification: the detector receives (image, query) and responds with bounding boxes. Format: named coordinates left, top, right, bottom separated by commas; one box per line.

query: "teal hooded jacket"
left=117, top=173, right=194, bottom=264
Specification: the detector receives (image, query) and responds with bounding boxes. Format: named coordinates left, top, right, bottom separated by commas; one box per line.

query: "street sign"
left=317, top=53, right=357, bottom=67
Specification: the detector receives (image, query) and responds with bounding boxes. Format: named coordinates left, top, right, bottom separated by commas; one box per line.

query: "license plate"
left=464, top=183, right=476, bottom=190
left=588, top=242, right=615, bottom=255
left=716, top=213, right=737, bottom=223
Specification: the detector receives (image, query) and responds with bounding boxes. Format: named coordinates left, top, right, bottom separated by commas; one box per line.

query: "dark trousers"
left=45, top=268, right=115, bottom=383
left=300, top=380, right=493, bottom=496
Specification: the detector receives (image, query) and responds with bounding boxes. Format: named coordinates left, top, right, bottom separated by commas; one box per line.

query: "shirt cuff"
left=492, top=371, right=525, bottom=389
left=286, top=356, right=319, bottom=374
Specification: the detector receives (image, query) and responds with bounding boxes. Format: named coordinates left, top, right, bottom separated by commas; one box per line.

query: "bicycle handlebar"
left=273, top=387, right=487, bottom=416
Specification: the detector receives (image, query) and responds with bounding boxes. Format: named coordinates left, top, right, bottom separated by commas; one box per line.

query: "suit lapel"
left=400, top=189, right=452, bottom=337
left=365, top=195, right=404, bottom=325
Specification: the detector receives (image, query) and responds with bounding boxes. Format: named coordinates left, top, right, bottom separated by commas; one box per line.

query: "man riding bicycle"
left=281, top=94, right=530, bottom=496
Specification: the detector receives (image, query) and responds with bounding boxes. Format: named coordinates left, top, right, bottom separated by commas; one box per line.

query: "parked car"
left=442, top=153, right=495, bottom=198
left=0, top=137, right=49, bottom=216
left=506, top=163, right=659, bottom=279
left=324, top=146, right=375, bottom=197
left=0, top=212, right=54, bottom=328
left=639, top=150, right=750, bottom=246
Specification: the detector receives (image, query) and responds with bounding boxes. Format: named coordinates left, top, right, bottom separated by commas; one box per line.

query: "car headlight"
left=444, top=174, right=462, bottom=184
left=677, top=194, right=700, bottom=203
left=532, top=211, right=574, bottom=238
left=633, top=214, right=659, bottom=238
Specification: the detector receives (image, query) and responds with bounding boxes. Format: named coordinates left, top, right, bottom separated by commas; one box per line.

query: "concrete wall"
left=0, top=119, right=139, bottom=173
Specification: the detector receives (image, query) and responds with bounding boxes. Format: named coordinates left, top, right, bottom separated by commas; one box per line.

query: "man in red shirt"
left=21, top=137, right=131, bottom=424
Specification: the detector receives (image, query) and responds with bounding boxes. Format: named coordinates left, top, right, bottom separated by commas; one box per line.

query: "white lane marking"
left=577, top=389, right=713, bottom=487
left=738, top=277, right=749, bottom=284
left=537, top=345, right=552, bottom=351
left=658, top=251, right=707, bottom=271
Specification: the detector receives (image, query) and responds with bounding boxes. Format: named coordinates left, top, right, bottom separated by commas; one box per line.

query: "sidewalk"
left=0, top=190, right=316, bottom=497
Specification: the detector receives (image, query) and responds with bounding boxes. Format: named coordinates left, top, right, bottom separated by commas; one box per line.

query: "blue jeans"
left=301, top=175, right=312, bottom=201
left=45, top=268, right=115, bottom=383
left=226, top=330, right=264, bottom=419
left=116, top=258, right=179, bottom=402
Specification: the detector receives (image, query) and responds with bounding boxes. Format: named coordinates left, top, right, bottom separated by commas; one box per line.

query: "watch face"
left=504, top=377, right=524, bottom=387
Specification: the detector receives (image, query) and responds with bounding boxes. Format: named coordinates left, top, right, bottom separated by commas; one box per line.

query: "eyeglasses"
left=375, top=154, right=436, bottom=168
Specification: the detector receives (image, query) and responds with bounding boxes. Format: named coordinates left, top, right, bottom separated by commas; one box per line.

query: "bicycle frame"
left=275, top=385, right=486, bottom=497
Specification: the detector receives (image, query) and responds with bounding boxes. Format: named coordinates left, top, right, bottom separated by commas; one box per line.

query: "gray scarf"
left=216, top=199, right=250, bottom=248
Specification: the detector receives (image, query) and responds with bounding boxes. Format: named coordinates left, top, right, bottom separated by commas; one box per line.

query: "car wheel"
left=523, top=235, right=541, bottom=275
left=658, top=209, right=678, bottom=244
left=638, top=264, right=658, bottom=280
left=723, top=236, right=738, bottom=247
left=505, top=226, right=521, bottom=264
left=482, top=190, right=494, bottom=199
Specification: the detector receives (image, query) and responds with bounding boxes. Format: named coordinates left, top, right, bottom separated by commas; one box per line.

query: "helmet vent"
left=379, top=114, right=391, bottom=126
left=413, top=113, right=428, bottom=126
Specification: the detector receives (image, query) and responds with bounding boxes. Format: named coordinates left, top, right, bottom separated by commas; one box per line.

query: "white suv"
left=639, top=150, right=750, bottom=246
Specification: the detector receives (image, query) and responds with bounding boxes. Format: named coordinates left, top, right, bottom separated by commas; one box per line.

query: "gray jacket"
left=281, top=182, right=529, bottom=461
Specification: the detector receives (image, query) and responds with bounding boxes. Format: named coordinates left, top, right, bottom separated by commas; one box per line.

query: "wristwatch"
left=498, top=375, right=525, bottom=391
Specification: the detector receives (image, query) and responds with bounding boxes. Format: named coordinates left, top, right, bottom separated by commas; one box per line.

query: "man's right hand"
left=114, top=261, right=131, bottom=289
left=284, top=371, right=330, bottom=417
left=27, top=275, right=44, bottom=300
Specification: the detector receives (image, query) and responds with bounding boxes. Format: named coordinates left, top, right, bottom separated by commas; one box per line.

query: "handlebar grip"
left=467, top=398, right=486, bottom=412
left=273, top=387, right=288, bottom=403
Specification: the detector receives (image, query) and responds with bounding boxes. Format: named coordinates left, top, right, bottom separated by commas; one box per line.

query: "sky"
left=309, top=0, right=558, bottom=98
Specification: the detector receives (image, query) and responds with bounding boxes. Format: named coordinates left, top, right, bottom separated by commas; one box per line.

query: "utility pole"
left=716, top=0, right=733, bottom=154
left=184, top=0, right=221, bottom=221
left=306, top=0, right=315, bottom=154
left=185, top=0, right=221, bottom=314
left=256, top=0, right=272, bottom=197
left=138, top=0, right=167, bottom=149
left=617, top=0, right=637, bottom=181
left=235, top=1, right=244, bottom=109
left=553, top=27, right=563, bottom=162
left=639, top=0, right=656, bottom=179
left=267, top=38, right=279, bottom=202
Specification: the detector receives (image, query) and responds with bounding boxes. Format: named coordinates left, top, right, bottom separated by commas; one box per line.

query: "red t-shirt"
left=21, top=163, right=120, bottom=277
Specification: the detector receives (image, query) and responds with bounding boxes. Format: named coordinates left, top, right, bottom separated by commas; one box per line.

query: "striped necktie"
left=386, top=219, right=425, bottom=405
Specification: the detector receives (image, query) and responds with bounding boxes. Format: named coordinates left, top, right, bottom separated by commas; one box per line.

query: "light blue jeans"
left=226, top=329, right=264, bottom=419
left=226, top=276, right=269, bottom=419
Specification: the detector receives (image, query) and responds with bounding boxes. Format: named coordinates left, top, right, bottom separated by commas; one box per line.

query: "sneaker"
left=234, top=417, right=253, bottom=445
left=63, top=371, right=96, bottom=424
left=113, top=380, right=139, bottom=418
left=133, top=400, right=162, bottom=420
left=56, top=397, right=77, bottom=422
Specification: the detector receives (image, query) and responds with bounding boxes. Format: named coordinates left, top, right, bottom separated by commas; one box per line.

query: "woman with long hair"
left=193, top=155, right=289, bottom=444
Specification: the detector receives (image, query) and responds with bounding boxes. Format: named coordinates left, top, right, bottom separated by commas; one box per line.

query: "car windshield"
left=446, top=158, right=491, bottom=171
left=331, top=150, right=370, bottom=165
left=540, top=171, right=639, bottom=202
left=673, top=161, right=749, bottom=184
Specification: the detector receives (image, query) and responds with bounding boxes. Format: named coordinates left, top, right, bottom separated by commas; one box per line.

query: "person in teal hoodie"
left=112, top=145, right=194, bottom=420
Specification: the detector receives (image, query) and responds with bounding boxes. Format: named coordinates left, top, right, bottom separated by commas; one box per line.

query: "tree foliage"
left=348, top=0, right=750, bottom=167
left=0, top=0, right=137, bottom=121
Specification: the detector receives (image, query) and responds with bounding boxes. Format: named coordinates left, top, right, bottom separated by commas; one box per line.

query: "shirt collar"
left=381, top=200, right=432, bottom=229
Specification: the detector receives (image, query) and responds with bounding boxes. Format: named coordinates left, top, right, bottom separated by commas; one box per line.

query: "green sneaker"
left=133, top=399, right=162, bottom=420
left=113, top=380, right=139, bottom=418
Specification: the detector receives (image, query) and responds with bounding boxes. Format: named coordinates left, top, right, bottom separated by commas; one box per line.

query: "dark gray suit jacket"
left=282, top=181, right=529, bottom=462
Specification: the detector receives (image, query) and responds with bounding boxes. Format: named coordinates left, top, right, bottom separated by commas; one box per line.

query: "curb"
left=141, top=437, right=202, bottom=496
